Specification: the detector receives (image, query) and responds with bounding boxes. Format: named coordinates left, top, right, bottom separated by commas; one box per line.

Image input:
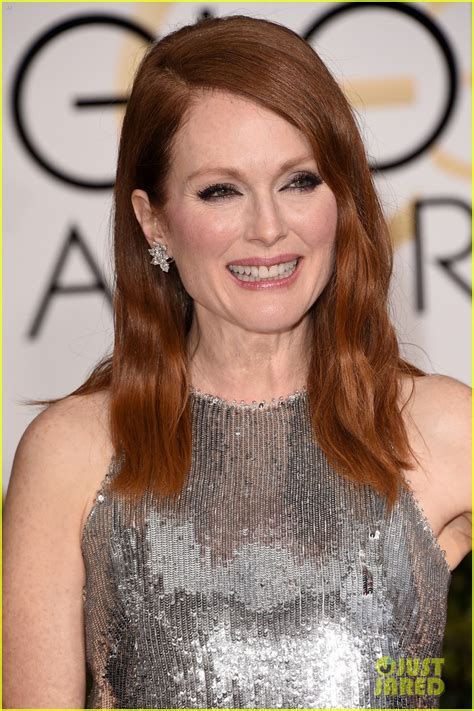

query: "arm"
left=3, top=394, right=111, bottom=708
left=404, top=374, right=472, bottom=570
left=431, top=375, right=472, bottom=568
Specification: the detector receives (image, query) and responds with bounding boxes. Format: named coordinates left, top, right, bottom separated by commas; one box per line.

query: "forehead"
left=170, top=90, right=314, bottom=173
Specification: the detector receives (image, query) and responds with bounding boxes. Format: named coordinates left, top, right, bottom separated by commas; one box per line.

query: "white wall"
left=4, top=2, right=471, bottom=491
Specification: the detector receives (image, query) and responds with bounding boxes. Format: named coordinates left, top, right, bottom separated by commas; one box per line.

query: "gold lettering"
left=406, top=658, right=421, bottom=677
left=383, top=677, right=399, bottom=695
left=399, top=677, right=414, bottom=695
left=376, top=656, right=396, bottom=675
left=375, top=677, right=384, bottom=696
left=421, top=658, right=432, bottom=676
left=428, top=677, right=445, bottom=695
left=415, top=677, right=427, bottom=695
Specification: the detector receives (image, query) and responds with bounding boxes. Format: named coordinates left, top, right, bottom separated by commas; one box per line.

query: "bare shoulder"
left=13, top=389, right=112, bottom=473
left=398, top=372, right=471, bottom=428
left=399, top=374, right=471, bottom=477
left=7, top=389, right=114, bottom=539
left=19, top=388, right=111, bottom=452
left=3, top=391, right=113, bottom=707
left=397, top=373, right=471, bottom=570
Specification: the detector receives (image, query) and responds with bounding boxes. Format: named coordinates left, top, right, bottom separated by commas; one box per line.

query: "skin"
left=397, top=376, right=471, bottom=569
left=132, top=88, right=471, bottom=572
left=132, top=91, right=338, bottom=403
left=3, top=91, right=471, bottom=707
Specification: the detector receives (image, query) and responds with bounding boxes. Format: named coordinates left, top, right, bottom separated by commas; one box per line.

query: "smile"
left=227, top=258, right=298, bottom=282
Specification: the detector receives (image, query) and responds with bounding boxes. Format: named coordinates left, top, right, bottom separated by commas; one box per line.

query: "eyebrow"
left=185, top=154, right=317, bottom=183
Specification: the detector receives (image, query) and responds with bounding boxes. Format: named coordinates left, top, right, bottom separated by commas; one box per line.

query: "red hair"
left=65, top=15, right=425, bottom=510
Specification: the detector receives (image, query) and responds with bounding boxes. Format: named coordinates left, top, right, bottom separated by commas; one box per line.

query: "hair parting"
left=39, top=15, right=426, bottom=511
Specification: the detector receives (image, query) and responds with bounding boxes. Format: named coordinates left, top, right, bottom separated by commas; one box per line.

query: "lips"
left=226, top=253, right=302, bottom=267
left=227, top=254, right=303, bottom=289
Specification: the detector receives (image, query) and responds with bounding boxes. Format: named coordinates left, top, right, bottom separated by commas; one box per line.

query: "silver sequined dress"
left=81, top=387, right=451, bottom=708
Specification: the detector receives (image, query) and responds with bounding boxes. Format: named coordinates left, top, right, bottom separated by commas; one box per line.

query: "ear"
left=131, top=189, right=172, bottom=255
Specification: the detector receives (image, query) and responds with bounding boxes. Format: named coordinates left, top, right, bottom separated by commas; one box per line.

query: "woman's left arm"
left=428, top=375, right=472, bottom=568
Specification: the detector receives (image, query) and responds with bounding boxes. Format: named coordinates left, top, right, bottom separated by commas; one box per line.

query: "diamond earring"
left=148, top=242, right=175, bottom=272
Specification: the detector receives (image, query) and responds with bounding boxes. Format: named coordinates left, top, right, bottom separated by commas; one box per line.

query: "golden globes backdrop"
left=4, top=2, right=471, bottom=491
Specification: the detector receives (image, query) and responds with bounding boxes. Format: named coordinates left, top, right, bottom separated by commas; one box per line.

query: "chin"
left=233, top=313, right=306, bottom=335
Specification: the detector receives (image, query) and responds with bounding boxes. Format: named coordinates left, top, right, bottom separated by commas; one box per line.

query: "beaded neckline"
left=188, top=385, right=308, bottom=411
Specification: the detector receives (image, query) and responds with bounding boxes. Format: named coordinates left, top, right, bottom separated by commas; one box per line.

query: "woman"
left=3, top=14, right=471, bottom=709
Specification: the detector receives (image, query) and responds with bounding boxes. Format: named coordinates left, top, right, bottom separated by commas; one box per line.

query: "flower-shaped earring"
left=149, top=217, right=174, bottom=272
left=148, top=242, right=175, bottom=272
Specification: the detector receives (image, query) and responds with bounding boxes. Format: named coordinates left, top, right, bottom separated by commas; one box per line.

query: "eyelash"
left=197, top=171, right=323, bottom=201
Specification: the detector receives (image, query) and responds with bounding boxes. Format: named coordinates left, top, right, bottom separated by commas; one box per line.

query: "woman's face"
left=156, top=91, right=338, bottom=335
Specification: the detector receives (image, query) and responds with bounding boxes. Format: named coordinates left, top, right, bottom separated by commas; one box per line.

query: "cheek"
left=301, top=195, right=338, bottom=251
left=167, top=206, right=229, bottom=260
left=165, top=208, right=233, bottom=300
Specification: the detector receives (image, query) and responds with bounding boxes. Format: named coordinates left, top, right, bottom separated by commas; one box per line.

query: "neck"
left=186, top=312, right=313, bottom=403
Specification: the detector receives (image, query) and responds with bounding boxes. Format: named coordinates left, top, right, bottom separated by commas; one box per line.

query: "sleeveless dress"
left=81, top=387, right=451, bottom=708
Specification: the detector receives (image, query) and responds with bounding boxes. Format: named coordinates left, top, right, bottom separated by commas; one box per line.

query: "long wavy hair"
left=67, top=14, right=426, bottom=509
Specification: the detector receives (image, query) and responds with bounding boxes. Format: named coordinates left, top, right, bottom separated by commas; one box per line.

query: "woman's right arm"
left=3, top=393, right=111, bottom=708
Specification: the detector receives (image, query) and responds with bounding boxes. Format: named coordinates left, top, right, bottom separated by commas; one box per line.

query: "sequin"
left=81, top=387, right=451, bottom=708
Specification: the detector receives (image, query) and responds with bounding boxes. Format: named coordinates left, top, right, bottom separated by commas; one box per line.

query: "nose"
left=243, top=191, right=288, bottom=247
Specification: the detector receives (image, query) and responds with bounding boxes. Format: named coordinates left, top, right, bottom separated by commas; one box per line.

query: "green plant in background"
left=441, top=552, right=472, bottom=709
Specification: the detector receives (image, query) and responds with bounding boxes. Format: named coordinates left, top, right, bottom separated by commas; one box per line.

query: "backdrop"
left=4, top=2, right=471, bottom=489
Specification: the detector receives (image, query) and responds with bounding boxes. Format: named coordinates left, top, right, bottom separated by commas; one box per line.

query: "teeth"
left=228, top=259, right=298, bottom=281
